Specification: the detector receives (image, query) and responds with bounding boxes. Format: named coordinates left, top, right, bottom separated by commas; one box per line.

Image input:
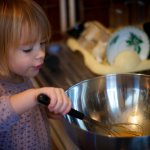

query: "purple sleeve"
left=0, top=96, right=20, bottom=131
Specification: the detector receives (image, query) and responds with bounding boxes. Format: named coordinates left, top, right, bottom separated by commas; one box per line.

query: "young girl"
left=0, top=0, right=72, bottom=149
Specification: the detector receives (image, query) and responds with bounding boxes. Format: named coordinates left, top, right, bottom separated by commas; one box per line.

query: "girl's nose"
left=36, top=48, right=45, bottom=60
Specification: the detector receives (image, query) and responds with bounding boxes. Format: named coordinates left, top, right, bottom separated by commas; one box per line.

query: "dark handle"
left=37, top=93, right=50, bottom=105
left=37, top=93, right=85, bottom=120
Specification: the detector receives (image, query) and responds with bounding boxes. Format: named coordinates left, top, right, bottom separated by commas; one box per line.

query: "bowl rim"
left=66, top=73, right=150, bottom=92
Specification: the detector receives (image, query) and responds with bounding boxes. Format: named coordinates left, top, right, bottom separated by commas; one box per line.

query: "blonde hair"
left=0, top=0, right=51, bottom=78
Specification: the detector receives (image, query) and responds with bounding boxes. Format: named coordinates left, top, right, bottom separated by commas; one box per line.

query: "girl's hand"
left=10, top=87, right=72, bottom=115
left=37, top=87, right=72, bottom=115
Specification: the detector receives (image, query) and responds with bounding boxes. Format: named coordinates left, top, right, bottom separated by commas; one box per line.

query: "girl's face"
left=8, top=25, right=46, bottom=78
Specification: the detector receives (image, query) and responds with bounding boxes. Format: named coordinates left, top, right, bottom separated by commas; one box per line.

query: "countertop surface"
left=35, top=43, right=97, bottom=89
left=34, top=42, right=150, bottom=150
left=34, top=43, right=97, bottom=150
left=35, top=42, right=150, bottom=89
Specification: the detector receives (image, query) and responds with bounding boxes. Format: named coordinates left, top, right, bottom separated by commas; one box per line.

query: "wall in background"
left=36, top=0, right=150, bottom=41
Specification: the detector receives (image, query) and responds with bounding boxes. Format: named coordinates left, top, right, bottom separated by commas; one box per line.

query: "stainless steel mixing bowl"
left=64, top=73, right=150, bottom=150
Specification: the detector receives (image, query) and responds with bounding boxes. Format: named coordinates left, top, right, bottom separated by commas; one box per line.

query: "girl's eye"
left=23, top=48, right=33, bottom=53
left=40, top=41, right=46, bottom=47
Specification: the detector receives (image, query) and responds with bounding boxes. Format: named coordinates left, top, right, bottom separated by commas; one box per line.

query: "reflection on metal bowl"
left=64, top=73, right=150, bottom=150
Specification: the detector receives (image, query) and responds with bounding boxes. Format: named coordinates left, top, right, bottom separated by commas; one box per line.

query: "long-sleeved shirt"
left=0, top=79, right=51, bottom=150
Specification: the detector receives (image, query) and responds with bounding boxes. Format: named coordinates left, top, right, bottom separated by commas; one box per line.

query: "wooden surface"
left=35, top=42, right=149, bottom=89
left=35, top=43, right=97, bottom=150
left=35, top=43, right=97, bottom=89
left=34, top=42, right=149, bottom=150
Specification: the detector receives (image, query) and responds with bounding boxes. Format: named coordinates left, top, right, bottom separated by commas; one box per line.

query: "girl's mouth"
left=35, top=64, right=43, bottom=70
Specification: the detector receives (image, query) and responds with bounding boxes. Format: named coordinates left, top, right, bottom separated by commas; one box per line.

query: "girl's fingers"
left=46, top=87, right=71, bottom=115
left=59, top=92, right=72, bottom=115
left=51, top=88, right=64, bottom=113
left=52, top=88, right=71, bottom=115
left=47, top=88, right=58, bottom=109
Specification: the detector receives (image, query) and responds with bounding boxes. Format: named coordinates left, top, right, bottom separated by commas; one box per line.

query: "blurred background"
left=35, top=0, right=150, bottom=41
left=34, top=1, right=150, bottom=149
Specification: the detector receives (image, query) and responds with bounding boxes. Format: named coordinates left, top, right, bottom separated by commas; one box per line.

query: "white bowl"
left=106, top=26, right=150, bottom=64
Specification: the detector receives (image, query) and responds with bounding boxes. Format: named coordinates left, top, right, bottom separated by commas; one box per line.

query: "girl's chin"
left=20, top=73, right=38, bottom=78
left=28, top=70, right=40, bottom=77
left=14, top=69, right=40, bottom=78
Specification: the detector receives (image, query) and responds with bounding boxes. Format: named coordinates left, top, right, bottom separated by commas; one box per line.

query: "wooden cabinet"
left=109, top=0, right=150, bottom=29
left=79, top=0, right=110, bottom=27
left=36, top=0, right=111, bottom=41
left=35, top=0, right=61, bottom=41
left=36, top=0, right=150, bottom=41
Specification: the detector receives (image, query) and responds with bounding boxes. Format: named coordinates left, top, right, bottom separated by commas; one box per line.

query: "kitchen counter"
left=33, top=42, right=150, bottom=150
left=33, top=43, right=98, bottom=150
left=35, top=43, right=97, bottom=90
left=35, top=42, right=149, bottom=89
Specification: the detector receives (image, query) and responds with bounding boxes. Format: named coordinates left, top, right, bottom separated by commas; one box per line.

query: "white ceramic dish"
left=106, top=26, right=150, bottom=64
left=67, top=38, right=150, bottom=75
